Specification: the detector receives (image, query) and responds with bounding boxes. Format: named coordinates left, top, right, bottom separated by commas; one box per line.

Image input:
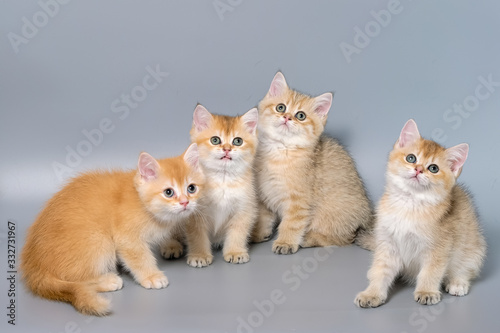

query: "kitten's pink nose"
left=415, top=165, right=424, bottom=174
left=283, top=114, right=291, bottom=123
left=223, top=144, right=232, bottom=152
left=179, top=195, right=189, bottom=208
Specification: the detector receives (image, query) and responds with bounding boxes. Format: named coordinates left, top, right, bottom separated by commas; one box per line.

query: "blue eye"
left=232, top=137, right=243, bottom=146
left=187, top=184, right=197, bottom=193
left=406, top=154, right=417, bottom=163
left=428, top=164, right=439, bottom=174
left=164, top=188, right=174, bottom=198
left=210, top=136, right=221, bottom=145
left=295, top=111, right=306, bottom=121
left=276, top=104, right=286, bottom=113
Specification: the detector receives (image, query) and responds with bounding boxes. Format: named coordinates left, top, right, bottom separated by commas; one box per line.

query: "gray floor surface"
left=2, top=1, right=500, bottom=332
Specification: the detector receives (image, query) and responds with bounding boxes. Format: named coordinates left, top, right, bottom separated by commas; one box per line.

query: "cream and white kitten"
left=355, top=119, right=486, bottom=308
left=162, top=105, right=259, bottom=267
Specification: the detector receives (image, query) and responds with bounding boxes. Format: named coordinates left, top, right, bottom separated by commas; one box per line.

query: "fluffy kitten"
left=252, top=72, right=372, bottom=254
left=21, top=144, right=204, bottom=315
left=355, top=119, right=486, bottom=308
left=161, top=105, right=259, bottom=267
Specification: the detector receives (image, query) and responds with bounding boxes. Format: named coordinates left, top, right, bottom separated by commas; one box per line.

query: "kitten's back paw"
left=224, top=251, right=250, bottom=264
left=161, top=240, right=184, bottom=260
left=140, top=272, right=169, bottom=289
left=445, top=283, right=470, bottom=296
left=272, top=241, right=299, bottom=255
left=97, top=273, right=123, bottom=292
left=187, top=254, right=213, bottom=268
left=251, top=232, right=273, bottom=243
left=414, top=290, right=441, bottom=305
left=354, top=291, right=386, bottom=308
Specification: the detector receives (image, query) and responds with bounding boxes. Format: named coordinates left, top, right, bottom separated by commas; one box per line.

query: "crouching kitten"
left=21, top=144, right=204, bottom=315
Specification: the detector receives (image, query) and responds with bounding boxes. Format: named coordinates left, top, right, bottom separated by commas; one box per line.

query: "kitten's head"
left=258, top=72, right=333, bottom=148
left=190, top=104, right=258, bottom=174
left=134, top=143, right=205, bottom=222
left=387, top=119, right=469, bottom=196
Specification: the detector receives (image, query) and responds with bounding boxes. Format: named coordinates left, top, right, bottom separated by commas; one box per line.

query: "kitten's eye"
left=232, top=137, right=243, bottom=146
left=295, top=111, right=306, bottom=121
left=187, top=184, right=197, bottom=194
left=164, top=188, right=175, bottom=198
left=428, top=164, right=439, bottom=174
left=210, top=136, right=221, bottom=145
left=276, top=104, right=286, bottom=113
left=406, top=154, right=417, bottom=163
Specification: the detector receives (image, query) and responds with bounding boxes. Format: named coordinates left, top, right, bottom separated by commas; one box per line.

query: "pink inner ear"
left=398, top=119, right=421, bottom=148
left=183, top=143, right=200, bottom=170
left=193, top=105, right=212, bottom=132
left=139, top=153, right=159, bottom=181
left=447, top=143, right=469, bottom=174
left=241, top=108, right=259, bottom=134
left=268, top=72, right=287, bottom=97
left=314, top=93, right=332, bottom=118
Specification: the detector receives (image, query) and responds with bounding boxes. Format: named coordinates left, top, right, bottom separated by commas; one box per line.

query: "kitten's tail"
left=26, top=274, right=111, bottom=316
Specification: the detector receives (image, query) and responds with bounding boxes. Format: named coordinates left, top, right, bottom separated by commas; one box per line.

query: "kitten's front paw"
left=446, top=283, right=469, bottom=297
left=161, top=240, right=184, bottom=259
left=272, top=240, right=299, bottom=254
left=187, top=254, right=213, bottom=268
left=98, top=273, right=124, bottom=292
left=414, top=290, right=441, bottom=305
left=354, top=291, right=386, bottom=308
left=140, top=272, right=169, bottom=289
left=224, top=251, right=250, bottom=264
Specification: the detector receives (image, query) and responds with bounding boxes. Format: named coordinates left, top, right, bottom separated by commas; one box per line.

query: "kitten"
left=20, top=144, right=204, bottom=315
left=161, top=105, right=259, bottom=267
left=355, top=119, right=486, bottom=308
left=252, top=72, right=372, bottom=254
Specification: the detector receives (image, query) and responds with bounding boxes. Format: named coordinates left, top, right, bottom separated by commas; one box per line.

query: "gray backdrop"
left=1, top=1, right=499, bottom=332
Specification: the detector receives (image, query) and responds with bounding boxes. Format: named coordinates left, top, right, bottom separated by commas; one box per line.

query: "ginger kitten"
left=162, top=105, right=259, bottom=267
left=252, top=72, right=373, bottom=254
left=21, top=144, right=204, bottom=315
left=355, top=119, right=486, bottom=308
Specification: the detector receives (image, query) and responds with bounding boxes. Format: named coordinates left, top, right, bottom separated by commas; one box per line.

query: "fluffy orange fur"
left=21, top=144, right=204, bottom=315
left=253, top=72, right=373, bottom=254
left=162, top=105, right=259, bottom=267
left=355, top=120, right=486, bottom=308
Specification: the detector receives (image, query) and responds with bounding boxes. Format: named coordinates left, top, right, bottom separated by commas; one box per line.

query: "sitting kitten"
left=355, top=119, right=486, bottom=308
left=252, top=72, right=372, bottom=254
left=21, top=144, right=204, bottom=315
left=162, top=105, right=259, bottom=267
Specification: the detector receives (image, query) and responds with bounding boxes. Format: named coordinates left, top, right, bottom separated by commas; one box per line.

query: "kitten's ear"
left=138, top=152, right=160, bottom=181
left=313, top=93, right=333, bottom=118
left=268, top=71, right=288, bottom=97
left=193, top=104, right=213, bottom=132
left=397, top=119, right=421, bottom=148
left=183, top=143, right=201, bottom=171
left=446, top=143, right=469, bottom=177
left=241, top=108, right=259, bottom=135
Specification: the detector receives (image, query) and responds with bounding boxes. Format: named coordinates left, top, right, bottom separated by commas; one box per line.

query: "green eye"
left=276, top=104, right=286, bottom=113
left=210, top=136, right=221, bottom=145
left=295, top=111, right=306, bottom=121
left=187, top=184, right=197, bottom=193
left=406, top=154, right=417, bottom=163
left=232, top=137, right=243, bottom=146
left=164, top=188, right=174, bottom=198
left=428, top=164, right=439, bottom=174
